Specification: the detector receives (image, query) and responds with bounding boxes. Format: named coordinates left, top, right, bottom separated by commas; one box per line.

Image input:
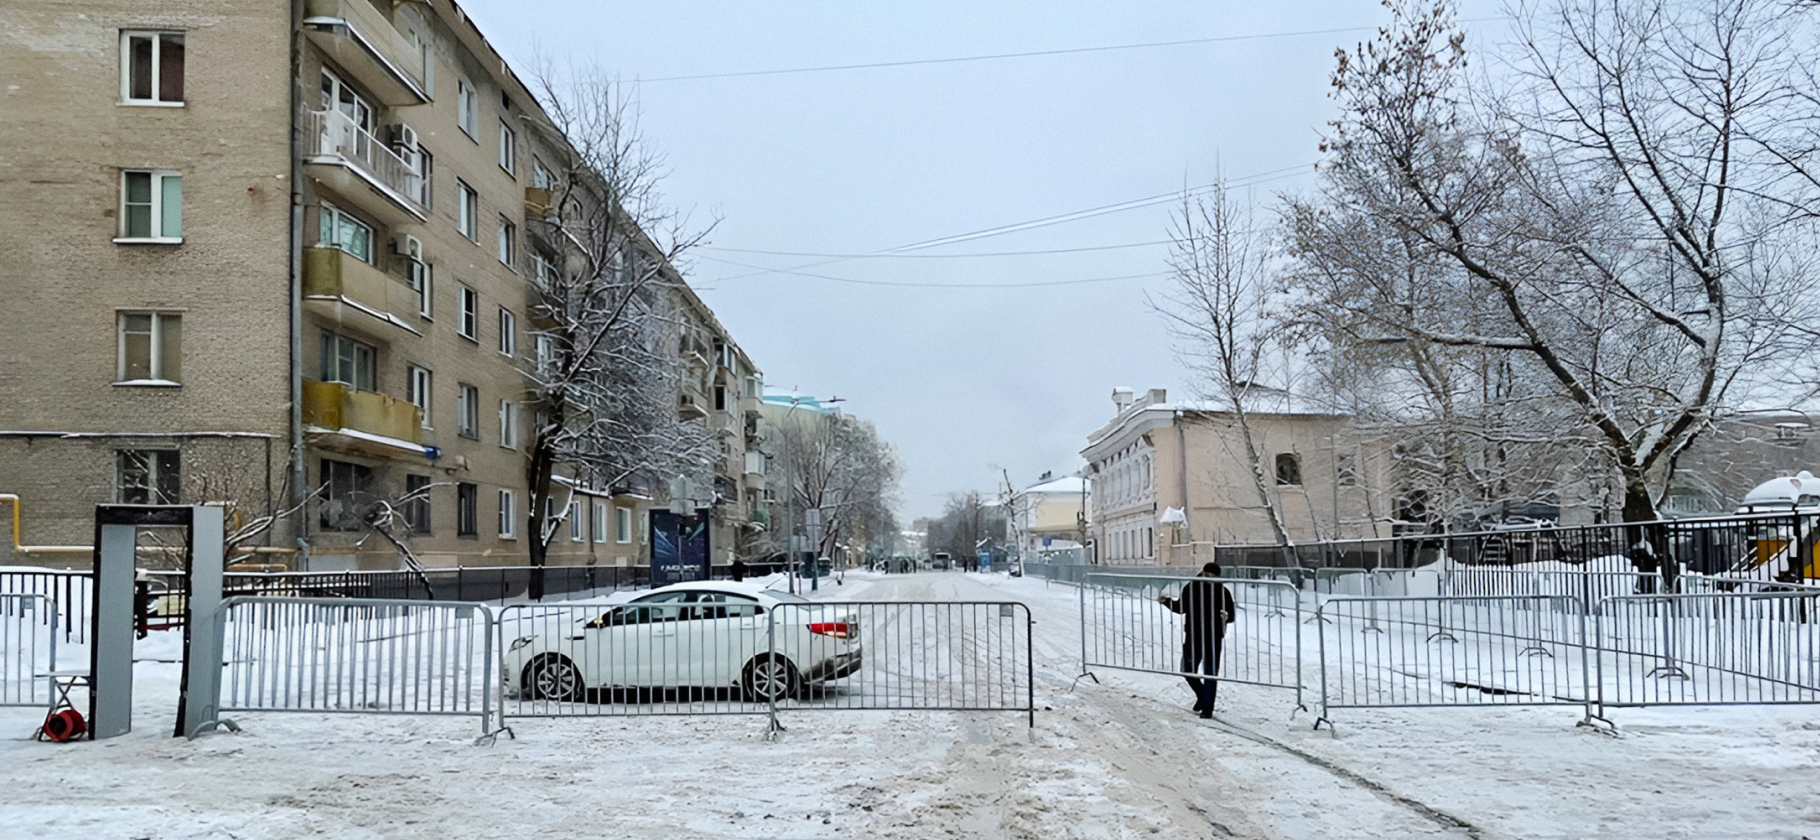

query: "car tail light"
left=808, top=622, right=850, bottom=639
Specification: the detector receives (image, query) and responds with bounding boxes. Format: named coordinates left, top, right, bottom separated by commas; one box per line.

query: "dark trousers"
left=1182, top=632, right=1225, bottom=710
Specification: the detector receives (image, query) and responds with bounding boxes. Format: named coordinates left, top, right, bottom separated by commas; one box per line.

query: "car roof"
left=642, top=580, right=788, bottom=600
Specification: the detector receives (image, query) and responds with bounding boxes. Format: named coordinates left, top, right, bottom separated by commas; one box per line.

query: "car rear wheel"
left=741, top=655, right=799, bottom=703
left=524, top=654, right=584, bottom=702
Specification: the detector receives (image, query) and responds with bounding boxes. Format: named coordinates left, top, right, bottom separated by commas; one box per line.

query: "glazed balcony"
left=303, top=0, right=430, bottom=106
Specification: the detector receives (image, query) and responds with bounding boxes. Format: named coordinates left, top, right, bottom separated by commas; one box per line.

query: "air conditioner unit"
left=387, top=124, right=418, bottom=152
left=395, top=234, right=423, bottom=259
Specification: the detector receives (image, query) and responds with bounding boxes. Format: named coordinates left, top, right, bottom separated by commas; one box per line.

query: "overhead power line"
left=701, top=240, right=1173, bottom=258
left=637, top=21, right=1499, bottom=83
left=699, top=255, right=1167, bottom=289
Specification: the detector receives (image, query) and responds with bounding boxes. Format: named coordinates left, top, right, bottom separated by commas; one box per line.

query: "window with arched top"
left=1275, top=453, right=1302, bottom=486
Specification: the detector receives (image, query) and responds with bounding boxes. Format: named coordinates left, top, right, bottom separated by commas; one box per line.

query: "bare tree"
left=1153, top=180, right=1296, bottom=548
left=771, top=414, right=902, bottom=563
left=520, top=67, right=721, bottom=593
left=1288, top=0, right=1820, bottom=529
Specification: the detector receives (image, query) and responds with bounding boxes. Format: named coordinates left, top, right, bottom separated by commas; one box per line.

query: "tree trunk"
left=525, top=428, right=557, bottom=601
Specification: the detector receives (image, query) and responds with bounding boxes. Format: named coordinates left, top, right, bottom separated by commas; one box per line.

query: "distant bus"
left=932, top=551, right=951, bottom=570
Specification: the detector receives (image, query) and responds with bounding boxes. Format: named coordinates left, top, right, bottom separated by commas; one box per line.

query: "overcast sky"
left=462, top=1, right=1503, bottom=521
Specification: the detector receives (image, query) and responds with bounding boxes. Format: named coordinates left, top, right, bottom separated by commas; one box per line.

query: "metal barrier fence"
left=769, top=602, right=1033, bottom=726
left=1081, top=574, right=1305, bottom=711
left=1595, top=591, right=1820, bottom=709
left=1317, top=595, right=1590, bottom=725
left=0, top=570, right=89, bottom=643
left=218, top=597, right=494, bottom=736
left=1, top=594, right=56, bottom=706
left=496, top=599, right=1035, bottom=728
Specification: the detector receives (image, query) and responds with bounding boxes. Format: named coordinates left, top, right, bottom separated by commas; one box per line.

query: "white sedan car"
left=503, top=582, right=862, bottom=703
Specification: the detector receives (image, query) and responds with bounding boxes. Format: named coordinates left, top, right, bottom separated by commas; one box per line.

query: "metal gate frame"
left=1079, top=574, right=1306, bottom=712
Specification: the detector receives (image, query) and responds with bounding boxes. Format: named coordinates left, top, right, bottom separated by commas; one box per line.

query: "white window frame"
left=120, top=30, right=184, bottom=106
left=498, top=120, right=516, bottom=175
left=457, top=286, right=478, bottom=341
left=615, top=506, right=632, bottom=544
left=116, top=170, right=182, bottom=243
left=497, top=218, right=516, bottom=269
left=456, top=180, right=478, bottom=241
left=116, top=311, right=182, bottom=385
left=592, top=503, right=608, bottom=544
left=457, top=79, right=478, bottom=139
left=497, top=308, right=516, bottom=356
left=497, top=488, right=517, bottom=539
left=532, top=158, right=553, bottom=189
left=408, top=257, right=432, bottom=318
left=569, top=501, right=583, bottom=542
left=457, top=383, right=479, bottom=438
left=498, top=399, right=517, bottom=449
left=407, top=365, right=433, bottom=428
left=534, top=334, right=556, bottom=378
left=317, top=203, right=374, bottom=263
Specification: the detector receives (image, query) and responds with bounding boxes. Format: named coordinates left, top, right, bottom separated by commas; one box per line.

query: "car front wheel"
left=741, top=655, right=799, bottom=703
left=524, top=655, right=584, bottom=702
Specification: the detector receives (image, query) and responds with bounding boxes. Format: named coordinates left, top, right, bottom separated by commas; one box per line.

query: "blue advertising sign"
left=650, top=510, right=711, bottom=585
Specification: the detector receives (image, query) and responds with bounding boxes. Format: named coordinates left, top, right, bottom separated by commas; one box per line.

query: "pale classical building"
left=1081, top=387, right=1394, bottom=566
left=0, top=0, right=761, bottom=572
left=1010, top=475, right=1087, bottom=565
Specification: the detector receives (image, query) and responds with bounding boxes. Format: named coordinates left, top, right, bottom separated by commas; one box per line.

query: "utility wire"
left=701, top=240, right=1172, bottom=258
left=637, top=22, right=1499, bottom=83
left=699, top=255, right=1167, bottom=289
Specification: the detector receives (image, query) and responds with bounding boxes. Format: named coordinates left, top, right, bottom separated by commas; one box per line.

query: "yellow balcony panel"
left=303, top=247, right=421, bottom=340
left=303, top=380, right=428, bottom=461
left=524, top=186, right=553, bottom=218
left=303, top=0, right=429, bottom=106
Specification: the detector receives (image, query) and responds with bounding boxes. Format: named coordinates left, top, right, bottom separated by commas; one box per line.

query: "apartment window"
left=532, top=158, right=553, bottom=189
left=497, top=308, right=517, bottom=357
left=317, top=204, right=373, bottom=263
left=498, top=489, right=517, bottom=539
left=457, top=79, right=478, bottom=139
left=320, top=70, right=374, bottom=132
left=456, top=482, right=478, bottom=536
left=498, top=399, right=517, bottom=448
left=319, top=332, right=375, bottom=391
left=569, top=501, right=583, bottom=542
left=498, top=121, right=516, bottom=174
left=121, top=31, right=184, bottom=105
left=406, top=252, right=432, bottom=318
left=118, top=170, right=181, bottom=242
left=116, top=312, right=181, bottom=383
left=1275, top=453, right=1303, bottom=487
left=714, top=385, right=728, bottom=412
left=457, top=180, right=478, bottom=240
left=404, top=474, right=432, bottom=534
left=534, top=335, right=556, bottom=377
left=458, top=286, right=478, bottom=340
left=533, top=253, right=558, bottom=291
left=319, top=459, right=373, bottom=531
left=497, top=219, right=516, bottom=268
left=592, top=503, right=608, bottom=543
left=116, top=450, right=180, bottom=504
left=457, top=384, right=479, bottom=438
left=615, top=507, right=632, bottom=543
left=407, top=365, right=432, bottom=428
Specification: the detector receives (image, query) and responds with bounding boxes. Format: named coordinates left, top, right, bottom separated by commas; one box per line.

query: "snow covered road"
left=2, top=570, right=1817, bottom=838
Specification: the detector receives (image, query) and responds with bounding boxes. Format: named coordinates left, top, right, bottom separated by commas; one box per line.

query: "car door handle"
left=567, top=635, right=586, bottom=641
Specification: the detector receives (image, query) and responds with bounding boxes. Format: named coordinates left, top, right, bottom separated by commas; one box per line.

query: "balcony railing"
left=303, top=380, right=424, bottom=447
left=306, top=109, right=428, bottom=217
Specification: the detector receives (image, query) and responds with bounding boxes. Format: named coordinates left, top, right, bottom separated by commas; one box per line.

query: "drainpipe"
left=288, top=0, right=310, bottom=569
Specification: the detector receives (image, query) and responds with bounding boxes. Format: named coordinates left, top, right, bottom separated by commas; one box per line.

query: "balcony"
left=303, top=247, right=421, bottom=339
left=303, top=0, right=430, bottom=106
left=677, top=393, right=709, bottom=421
left=743, top=451, right=766, bottom=492
left=303, top=380, right=429, bottom=460
left=524, top=186, right=553, bottom=219
left=305, top=109, right=429, bottom=225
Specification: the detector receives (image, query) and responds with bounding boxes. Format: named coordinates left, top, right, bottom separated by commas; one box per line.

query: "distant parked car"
left=503, top=582, right=862, bottom=703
